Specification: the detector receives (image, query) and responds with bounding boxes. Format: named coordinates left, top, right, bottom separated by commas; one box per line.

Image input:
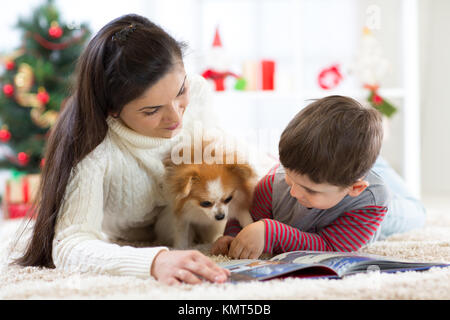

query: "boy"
left=211, top=95, right=389, bottom=259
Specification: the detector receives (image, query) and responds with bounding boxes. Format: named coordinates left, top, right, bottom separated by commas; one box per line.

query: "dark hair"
left=279, top=95, right=383, bottom=187
left=15, top=14, right=186, bottom=268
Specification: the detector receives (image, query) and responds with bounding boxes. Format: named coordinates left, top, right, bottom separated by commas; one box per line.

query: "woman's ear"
left=348, top=180, right=369, bottom=197
left=110, top=111, right=120, bottom=118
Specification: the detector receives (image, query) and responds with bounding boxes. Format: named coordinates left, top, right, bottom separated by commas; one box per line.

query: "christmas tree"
left=0, top=0, right=90, bottom=174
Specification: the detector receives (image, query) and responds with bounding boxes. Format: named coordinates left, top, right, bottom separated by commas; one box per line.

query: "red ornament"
left=318, top=64, right=343, bottom=90
left=17, top=152, right=30, bottom=166
left=48, top=22, right=63, bottom=39
left=3, top=84, right=14, bottom=97
left=40, top=158, right=46, bottom=169
left=37, top=89, right=50, bottom=105
left=5, top=60, right=15, bottom=71
left=0, top=128, right=11, bottom=143
left=372, top=94, right=383, bottom=106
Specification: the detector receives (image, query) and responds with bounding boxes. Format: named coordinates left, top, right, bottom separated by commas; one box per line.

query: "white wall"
left=0, top=0, right=43, bottom=51
left=419, top=0, right=450, bottom=197
left=0, top=0, right=152, bottom=52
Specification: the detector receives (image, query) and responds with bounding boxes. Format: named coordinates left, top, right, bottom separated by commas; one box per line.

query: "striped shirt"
left=225, top=164, right=389, bottom=254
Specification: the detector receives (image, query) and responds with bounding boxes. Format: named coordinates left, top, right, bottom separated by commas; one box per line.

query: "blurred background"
left=0, top=0, right=448, bottom=220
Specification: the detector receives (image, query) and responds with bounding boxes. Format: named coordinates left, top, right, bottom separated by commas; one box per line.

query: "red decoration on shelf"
left=363, top=84, right=397, bottom=118
left=261, top=60, right=275, bottom=91
left=5, top=60, right=15, bottom=71
left=3, top=84, right=14, bottom=97
left=48, top=21, right=63, bottom=39
left=37, top=88, right=50, bottom=105
left=212, top=27, right=222, bottom=47
left=372, top=94, right=383, bottom=105
left=202, top=69, right=239, bottom=91
left=40, top=158, right=46, bottom=169
left=201, top=26, right=240, bottom=91
left=318, top=64, right=343, bottom=90
left=17, top=152, right=30, bottom=166
left=364, top=84, right=379, bottom=92
left=0, top=128, right=11, bottom=143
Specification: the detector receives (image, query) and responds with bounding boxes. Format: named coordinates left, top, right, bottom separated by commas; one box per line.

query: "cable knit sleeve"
left=52, top=142, right=168, bottom=279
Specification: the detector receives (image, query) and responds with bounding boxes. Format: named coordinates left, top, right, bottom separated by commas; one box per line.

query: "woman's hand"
left=228, top=221, right=265, bottom=259
left=151, top=249, right=230, bottom=285
left=210, top=235, right=235, bottom=256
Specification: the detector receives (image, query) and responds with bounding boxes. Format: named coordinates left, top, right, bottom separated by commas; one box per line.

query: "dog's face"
left=186, top=173, right=235, bottom=222
left=166, top=162, right=254, bottom=223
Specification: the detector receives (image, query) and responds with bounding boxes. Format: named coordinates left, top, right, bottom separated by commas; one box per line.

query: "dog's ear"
left=226, top=164, right=255, bottom=180
left=226, top=164, right=257, bottom=203
left=226, top=163, right=256, bottom=181
left=173, top=167, right=200, bottom=200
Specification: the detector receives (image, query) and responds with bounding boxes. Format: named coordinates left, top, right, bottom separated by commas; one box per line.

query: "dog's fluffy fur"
left=155, top=142, right=257, bottom=249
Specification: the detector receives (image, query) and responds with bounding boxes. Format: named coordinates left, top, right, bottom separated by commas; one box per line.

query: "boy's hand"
left=228, top=221, right=265, bottom=259
left=210, top=235, right=235, bottom=256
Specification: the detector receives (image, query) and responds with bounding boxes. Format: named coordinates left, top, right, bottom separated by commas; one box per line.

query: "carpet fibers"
left=1, top=198, right=449, bottom=300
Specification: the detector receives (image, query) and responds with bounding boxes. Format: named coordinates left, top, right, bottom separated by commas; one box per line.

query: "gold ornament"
left=14, top=63, right=34, bottom=92
left=11, top=63, right=59, bottom=128
left=30, top=109, right=58, bottom=128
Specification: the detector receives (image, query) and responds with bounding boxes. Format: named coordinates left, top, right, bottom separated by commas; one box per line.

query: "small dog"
left=155, top=141, right=257, bottom=249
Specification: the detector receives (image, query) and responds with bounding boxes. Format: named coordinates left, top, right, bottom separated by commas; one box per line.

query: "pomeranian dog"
left=155, top=140, right=257, bottom=249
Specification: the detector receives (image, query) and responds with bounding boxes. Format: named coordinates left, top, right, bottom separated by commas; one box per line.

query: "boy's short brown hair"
left=279, top=95, right=383, bottom=187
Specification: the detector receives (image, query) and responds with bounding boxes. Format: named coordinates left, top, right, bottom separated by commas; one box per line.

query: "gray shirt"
left=271, top=165, right=390, bottom=239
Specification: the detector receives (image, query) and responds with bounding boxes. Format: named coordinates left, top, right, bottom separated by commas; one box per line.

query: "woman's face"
left=117, top=63, right=189, bottom=139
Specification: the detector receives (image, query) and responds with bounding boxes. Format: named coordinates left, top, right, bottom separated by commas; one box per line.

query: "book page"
left=269, top=251, right=450, bottom=276
left=270, top=251, right=378, bottom=276
left=220, top=259, right=337, bottom=281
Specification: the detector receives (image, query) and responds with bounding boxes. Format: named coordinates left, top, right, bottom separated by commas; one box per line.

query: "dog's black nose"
left=215, top=213, right=225, bottom=221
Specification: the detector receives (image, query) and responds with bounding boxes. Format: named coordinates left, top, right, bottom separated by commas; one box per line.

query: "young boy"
left=211, top=95, right=389, bottom=259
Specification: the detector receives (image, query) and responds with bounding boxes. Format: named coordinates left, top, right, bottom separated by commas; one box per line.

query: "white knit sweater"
left=52, top=75, right=217, bottom=279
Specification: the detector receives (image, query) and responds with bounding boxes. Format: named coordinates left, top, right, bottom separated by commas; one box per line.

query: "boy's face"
left=284, top=169, right=368, bottom=210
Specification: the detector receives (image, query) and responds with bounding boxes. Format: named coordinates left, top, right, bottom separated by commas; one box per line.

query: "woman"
left=16, top=14, right=230, bottom=285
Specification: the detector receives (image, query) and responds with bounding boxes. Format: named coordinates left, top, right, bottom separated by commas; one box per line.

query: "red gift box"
left=2, top=174, right=40, bottom=219
left=3, top=203, right=34, bottom=219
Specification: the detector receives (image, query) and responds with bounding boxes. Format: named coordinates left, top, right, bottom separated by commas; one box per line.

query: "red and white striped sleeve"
left=262, top=205, right=388, bottom=253
left=223, top=165, right=279, bottom=237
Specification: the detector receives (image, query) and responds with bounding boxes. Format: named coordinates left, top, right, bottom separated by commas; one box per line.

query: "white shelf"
left=212, top=88, right=405, bottom=101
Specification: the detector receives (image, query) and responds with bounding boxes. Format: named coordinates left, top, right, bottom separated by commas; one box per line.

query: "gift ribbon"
left=23, top=176, right=29, bottom=203
left=10, top=169, right=26, bottom=181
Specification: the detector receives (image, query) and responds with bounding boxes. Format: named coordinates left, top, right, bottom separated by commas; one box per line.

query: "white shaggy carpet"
left=1, top=196, right=449, bottom=300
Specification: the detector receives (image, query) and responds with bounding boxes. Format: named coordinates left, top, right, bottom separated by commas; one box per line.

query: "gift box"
left=2, top=174, right=40, bottom=219
left=3, top=203, right=34, bottom=219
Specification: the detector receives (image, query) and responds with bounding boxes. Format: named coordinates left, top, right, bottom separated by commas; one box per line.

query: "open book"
left=219, top=251, right=450, bottom=282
